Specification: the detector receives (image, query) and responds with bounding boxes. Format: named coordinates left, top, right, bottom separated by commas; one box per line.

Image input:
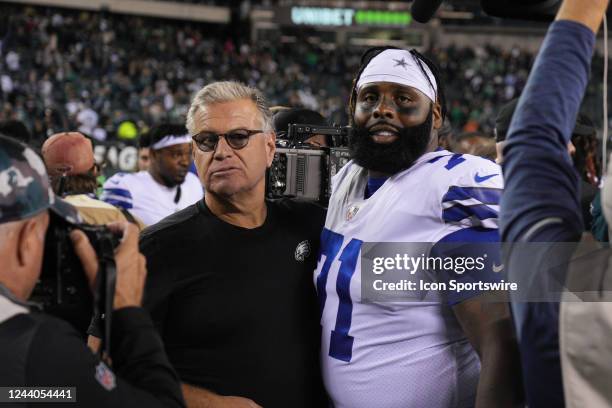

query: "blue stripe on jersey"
left=437, top=226, right=499, bottom=242
left=103, top=198, right=133, bottom=210
left=427, top=155, right=447, bottom=164
left=443, top=186, right=502, bottom=205
left=103, top=188, right=133, bottom=200
left=444, top=154, right=466, bottom=170
left=443, top=203, right=498, bottom=223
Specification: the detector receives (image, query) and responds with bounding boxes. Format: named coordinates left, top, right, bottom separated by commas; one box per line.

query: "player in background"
left=315, top=47, right=521, bottom=407
left=101, top=124, right=203, bottom=226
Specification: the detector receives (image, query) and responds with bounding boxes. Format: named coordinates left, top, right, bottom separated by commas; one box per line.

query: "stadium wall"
left=1, top=0, right=230, bottom=23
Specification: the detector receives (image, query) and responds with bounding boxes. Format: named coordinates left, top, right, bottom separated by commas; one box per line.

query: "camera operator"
left=273, top=108, right=331, bottom=147
left=0, top=134, right=186, bottom=408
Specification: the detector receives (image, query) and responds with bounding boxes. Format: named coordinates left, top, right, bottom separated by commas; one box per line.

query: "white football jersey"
left=101, top=171, right=203, bottom=226
left=315, top=149, right=503, bottom=408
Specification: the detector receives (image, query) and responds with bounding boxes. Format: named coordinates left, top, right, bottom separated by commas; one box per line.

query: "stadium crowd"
left=0, top=4, right=539, bottom=144
left=0, top=2, right=603, bottom=230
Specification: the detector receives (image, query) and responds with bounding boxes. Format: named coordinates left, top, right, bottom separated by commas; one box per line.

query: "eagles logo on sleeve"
left=294, top=240, right=311, bottom=262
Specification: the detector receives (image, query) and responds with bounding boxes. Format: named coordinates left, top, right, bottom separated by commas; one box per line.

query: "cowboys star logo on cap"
left=356, top=49, right=438, bottom=103
left=295, top=240, right=311, bottom=262
left=393, top=57, right=409, bottom=69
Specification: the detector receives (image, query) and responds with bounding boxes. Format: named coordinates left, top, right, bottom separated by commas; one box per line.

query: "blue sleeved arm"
left=501, top=20, right=595, bottom=243
left=499, top=21, right=596, bottom=408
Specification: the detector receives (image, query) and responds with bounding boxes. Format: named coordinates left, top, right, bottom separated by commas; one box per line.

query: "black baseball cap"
left=495, top=98, right=596, bottom=142
left=273, top=108, right=329, bottom=141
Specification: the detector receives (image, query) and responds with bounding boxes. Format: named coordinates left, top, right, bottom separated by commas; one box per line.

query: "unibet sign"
left=290, top=7, right=412, bottom=27
left=355, top=10, right=412, bottom=26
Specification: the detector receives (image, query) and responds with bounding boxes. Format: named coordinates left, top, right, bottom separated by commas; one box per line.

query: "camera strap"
left=94, top=236, right=117, bottom=361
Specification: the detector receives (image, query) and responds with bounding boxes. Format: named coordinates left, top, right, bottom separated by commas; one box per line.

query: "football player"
left=315, top=47, right=521, bottom=407
left=101, top=124, right=203, bottom=226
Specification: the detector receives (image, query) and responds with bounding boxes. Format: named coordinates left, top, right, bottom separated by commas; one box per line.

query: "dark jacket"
left=0, top=289, right=185, bottom=408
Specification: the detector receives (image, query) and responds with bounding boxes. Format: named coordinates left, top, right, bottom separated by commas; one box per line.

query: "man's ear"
left=265, top=132, right=276, bottom=167
left=16, top=214, right=46, bottom=268
left=432, top=102, right=443, bottom=130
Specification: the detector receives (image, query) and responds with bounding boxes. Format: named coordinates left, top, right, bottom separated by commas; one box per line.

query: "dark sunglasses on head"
left=192, top=129, right=263, bottom=152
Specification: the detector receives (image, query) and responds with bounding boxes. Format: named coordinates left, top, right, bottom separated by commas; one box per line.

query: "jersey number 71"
left=316, top=228, right=363, bottom=363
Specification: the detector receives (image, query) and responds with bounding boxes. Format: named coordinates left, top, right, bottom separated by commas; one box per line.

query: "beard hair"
left=349, top=106, right=433, bottom=175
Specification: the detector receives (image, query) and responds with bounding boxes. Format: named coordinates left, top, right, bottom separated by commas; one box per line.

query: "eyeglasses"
left=192, top=129, right=263, bottom=152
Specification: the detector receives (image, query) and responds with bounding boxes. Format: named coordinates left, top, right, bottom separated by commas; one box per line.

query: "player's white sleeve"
left=101, top=173, right=134, bottom=210
left=440, top=157, right=503, bottom=232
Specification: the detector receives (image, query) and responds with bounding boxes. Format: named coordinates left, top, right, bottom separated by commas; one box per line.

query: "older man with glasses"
left=140, top=81, right=328, bottom=408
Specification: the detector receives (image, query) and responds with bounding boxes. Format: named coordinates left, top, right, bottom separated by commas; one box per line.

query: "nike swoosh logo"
left=474, top=173, right=499, bottom=183
left=492, top=263, right=505, bottom=273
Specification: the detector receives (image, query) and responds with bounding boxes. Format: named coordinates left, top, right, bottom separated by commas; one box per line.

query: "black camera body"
left=267, top=123, right=351, bottom=204
left=32, top=211, right=120, bottom=338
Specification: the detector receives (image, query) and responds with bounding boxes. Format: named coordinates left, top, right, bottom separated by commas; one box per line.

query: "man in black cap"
left=496, top=98, right=578, bottom=163
left=0, top=134, right=185, bottom=407
left=273, top=108, right=331, bottom=147
left=0, top=120, right=32, bottom=146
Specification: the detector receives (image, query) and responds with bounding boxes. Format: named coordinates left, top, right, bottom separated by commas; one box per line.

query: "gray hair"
left=186, top=81, right=273, bottom=135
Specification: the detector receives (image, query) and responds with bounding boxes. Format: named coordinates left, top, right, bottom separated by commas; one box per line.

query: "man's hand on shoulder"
left=182, top=384, right=262, bottom=408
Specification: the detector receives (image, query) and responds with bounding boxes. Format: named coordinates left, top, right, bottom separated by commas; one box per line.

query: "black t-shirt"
left=140, top=199, right=327, bottom=408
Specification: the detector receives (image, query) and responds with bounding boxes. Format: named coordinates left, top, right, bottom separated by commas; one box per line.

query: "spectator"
left=0, top=119, right=31, bottom=146
left=496, top=98, right=598, bottom=229
left=138, top=131, right=151, bottom=171
left=2, top=3, right=585, bottom=138
left=41, top=131, right=143, bottom=227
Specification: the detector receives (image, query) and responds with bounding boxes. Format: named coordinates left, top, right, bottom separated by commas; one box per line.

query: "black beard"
left=349, top=108, right=433, bottom=175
